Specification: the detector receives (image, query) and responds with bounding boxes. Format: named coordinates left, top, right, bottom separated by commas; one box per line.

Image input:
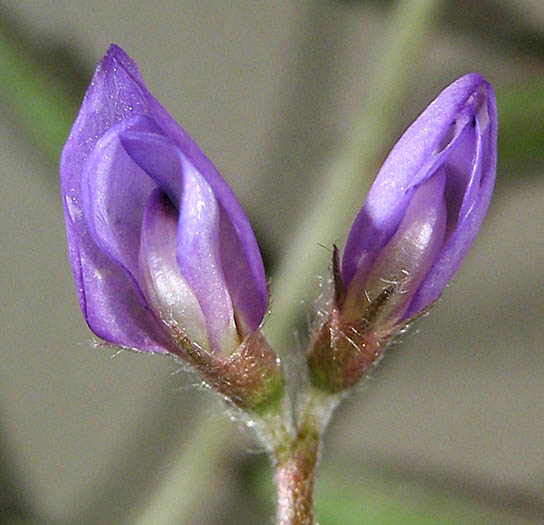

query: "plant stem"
left=272, top=385, right=341, bottom=524
left=269, top=1, right=445, bottom=518
left=274, top=431, right=319, bottom=525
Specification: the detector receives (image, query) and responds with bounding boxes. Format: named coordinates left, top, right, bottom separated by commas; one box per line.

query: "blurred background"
left=1, top=0, right=543, bottom=523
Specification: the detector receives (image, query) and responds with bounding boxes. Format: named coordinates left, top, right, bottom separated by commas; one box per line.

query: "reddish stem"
left=274, top=433, right=319, bottom=525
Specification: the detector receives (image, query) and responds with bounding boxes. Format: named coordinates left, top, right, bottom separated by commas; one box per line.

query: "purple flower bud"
left=341, top=73, right=497, bottom=330
left=307, top=74, right=497, bottom=393
left=60, top=44, right=268, bottom=359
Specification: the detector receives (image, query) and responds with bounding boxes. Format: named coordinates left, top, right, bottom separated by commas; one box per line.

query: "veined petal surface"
left=176, top=165, right=240, bottom=354
left=342, top=74, right=486, bottom=288
left=341, top=74, right=496, bottom=321
left=108, top=45, right=268, bottom=328
left=60, top=52, right=178, bottom=353
left=120, top=130, right=267, bottom=335
left=61, top=44, right=268, bottom=353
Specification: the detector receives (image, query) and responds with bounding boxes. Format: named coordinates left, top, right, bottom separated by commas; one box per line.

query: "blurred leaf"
left=441, top=0, right=544, bottom=60
left=0, top=31, right=80, bottom=164
left=245, top=456, right=538, bottom=525
left=497, top=81, right=544, bottom=176
left=316, top=476, right=471, bottom=525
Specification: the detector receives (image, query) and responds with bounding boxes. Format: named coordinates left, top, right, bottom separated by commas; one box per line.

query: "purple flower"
left=60, top=44, right=268, bottom=357
left=307, top=74, right=496, bottom=393
left=340, top=73, right=497, bottom=329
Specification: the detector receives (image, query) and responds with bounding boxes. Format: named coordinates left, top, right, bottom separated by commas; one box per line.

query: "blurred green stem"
left=127, top=407, right=237, bottom=525
left=0, top=32, right=78, bottom=163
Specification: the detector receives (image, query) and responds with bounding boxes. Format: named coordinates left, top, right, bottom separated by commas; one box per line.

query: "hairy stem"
left=273, top=385, right=341, bottom=524
left=275, top=431, right=319, bottom=525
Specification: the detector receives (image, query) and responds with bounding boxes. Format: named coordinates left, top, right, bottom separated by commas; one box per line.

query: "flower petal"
left=344, top=170, right=447, bottom=323
left=440, top=121, right=480, bottom=240
left=119, top=131, right=183, bottom=204
left=62, top=44, right=267, bottom=350
left=406, top=82, right=497, bottom=316
left=60, top=51, right=177, bottom=353
left=139, top=189, right=209, bottom=348
left=177, top=165, right=240, bottom=354
left=217, top=209, right=266, bottom=335
left=108, top=44, right=268, bottom=328
left=81, top=116, right=161, bottom=284
left=120, top=130, right=267, bottom=334
left=341, top=74, right=486, bottom=288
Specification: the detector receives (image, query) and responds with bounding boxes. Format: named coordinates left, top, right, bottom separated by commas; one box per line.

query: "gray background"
left=1, top=1, right=543, bottom=523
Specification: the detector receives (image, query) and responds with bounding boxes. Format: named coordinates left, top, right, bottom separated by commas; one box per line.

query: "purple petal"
left=176, top=164, right=240, bottom=354
left=62, top=44, right=267, bottom=351
left=80, top=251, right=175, bottom=353
left=60, top=50, right=177, bottom=353
left=342, top=74, right=485, bottom=287
left=108, top=44, right=268, bottom=328
left=120, top=130, right=267, bottom=334
left=371, top=171, right=447, bottom=321
left=81, top=116, right=161, bottom=284
left=217, top=210, right=266, bottom=336
left=440, top=121, right=479, bottom=240
left=119, top=131, right=183, bottom=204
left=344, top=171, right=447, bottom=322
left=406, top=81, right=497, bottom=316
left=139, top=189, right=209, bottom=347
